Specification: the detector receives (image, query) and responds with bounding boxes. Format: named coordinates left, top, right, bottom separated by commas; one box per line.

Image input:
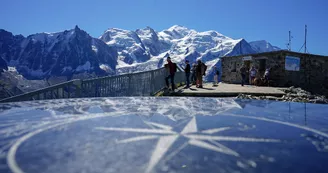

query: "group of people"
left=240, top=65, right=270, bottom=86
left=165, top=57, right=271, bottom=91
left=165, top=57, right=220, bottom=91
left=183, top=59, right=208, bottom=88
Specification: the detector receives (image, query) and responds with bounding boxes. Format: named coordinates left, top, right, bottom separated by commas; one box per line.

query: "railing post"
left=73, top=79, right=82, bottom=98
left=98, top=80, right=101, bottom=97
left=96, top=80, right=100, bottom=97
left=150, top=71, right=154, bottom=95
left=58, top=88, right=63, bottom=98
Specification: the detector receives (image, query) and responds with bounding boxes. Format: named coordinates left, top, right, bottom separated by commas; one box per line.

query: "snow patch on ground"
left=92, top=45, right=98, bottom=53
left=91, top=39, right=98, bottom=53
left=99, top=64, right=113, bottom=73
left=8, top=66, right=17, bottom=72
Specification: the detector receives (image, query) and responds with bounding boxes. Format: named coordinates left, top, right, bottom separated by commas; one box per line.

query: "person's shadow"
left=199, top=87, right=215, bottom=90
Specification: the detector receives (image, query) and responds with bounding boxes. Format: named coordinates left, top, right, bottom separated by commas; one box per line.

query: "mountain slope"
left=0, top=29, right=25, bottom=66
left=0, top=57, right=8, bottom=73
left=0, top=26, right=118, bottom=79
left=249, top=40, right=281, bottom=53
left=100, top=28, right=150, bottom=65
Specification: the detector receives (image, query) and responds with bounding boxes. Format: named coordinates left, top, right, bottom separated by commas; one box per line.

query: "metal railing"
left=0, top=68, right=185, bottom=103
left=0, top=79, right=82, bottom=103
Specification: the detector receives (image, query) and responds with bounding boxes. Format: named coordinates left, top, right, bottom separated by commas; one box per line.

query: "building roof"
left=223, top=50, right=328, bottom=59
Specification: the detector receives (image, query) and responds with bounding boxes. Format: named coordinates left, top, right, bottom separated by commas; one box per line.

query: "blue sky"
left=1, top=0, right=327, bottom=55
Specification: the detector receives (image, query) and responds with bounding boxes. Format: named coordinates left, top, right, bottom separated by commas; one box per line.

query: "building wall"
left=221, top=51, right=328, bottom=95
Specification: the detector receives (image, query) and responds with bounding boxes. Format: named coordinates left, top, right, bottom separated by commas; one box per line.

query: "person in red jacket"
left=165, top=57, right=176, bottom=91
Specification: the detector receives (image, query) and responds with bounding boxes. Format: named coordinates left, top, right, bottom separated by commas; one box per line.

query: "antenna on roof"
left=287, top=31, right=293, bottom=51
left=304, top=25, right=307, bottom=53
left=299, top=25, right=308, bottom=53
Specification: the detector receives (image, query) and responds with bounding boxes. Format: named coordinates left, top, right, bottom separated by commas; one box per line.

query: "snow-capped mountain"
left=0, top=29, right=24, bottom=68
left=249, top=40, right=281, bottom=53
left=100, top=28, right=150, bottom=65
left=0, top=26, right=117, bottom=79
left=108, top=25, right=259, bottom=79
left=1, top=25, right=280, bottom=81
left=136, top=27, right=170, bottom=56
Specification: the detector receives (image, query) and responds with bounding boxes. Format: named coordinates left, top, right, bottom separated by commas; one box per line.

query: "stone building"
left=221, top=50, right=328, bottom=95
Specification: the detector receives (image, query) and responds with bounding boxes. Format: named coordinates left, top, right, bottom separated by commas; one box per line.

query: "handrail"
left=0, top=79, right=82, bottom=103
left=0, top=67, right=185, bottom=103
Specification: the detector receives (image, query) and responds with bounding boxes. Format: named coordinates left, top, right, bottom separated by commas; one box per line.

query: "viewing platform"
left=165, top=83, right=287, bottom=97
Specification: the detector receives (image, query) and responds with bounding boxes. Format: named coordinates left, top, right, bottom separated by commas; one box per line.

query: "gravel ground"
left=236, top=86, right=328, bottom=104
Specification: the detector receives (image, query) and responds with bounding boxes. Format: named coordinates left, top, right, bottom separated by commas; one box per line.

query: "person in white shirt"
left=263, top=68, right=270, bottom=86
left=249, top=66, right=257, bottom=85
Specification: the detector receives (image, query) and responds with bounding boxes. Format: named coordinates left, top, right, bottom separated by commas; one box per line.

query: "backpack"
left=173, top=63, right=177, bottom=72
left=201, top=63, right=207, bottom=75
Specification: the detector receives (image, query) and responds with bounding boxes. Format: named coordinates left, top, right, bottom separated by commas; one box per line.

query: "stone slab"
left=1, top=98, right=328, bottom=173
left=170, top=83, right=286, bottom=97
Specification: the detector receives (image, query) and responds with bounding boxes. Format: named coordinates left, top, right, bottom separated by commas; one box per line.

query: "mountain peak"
left=136, top=26, right=155, bottom=33
left=159, top=25, right=192, bottom=40
left=238, top=38, right=246, bottom=42
left=136, top=26, right=157, bottom=36
left=145, top=26, right=154, bottom=30
left=105, top=28, right=132, bottom=34
left=249, top=40, right=280, bottom=53
left=0, top=29, right=14, bottom=38
left=167, top=25, right=189, bottom=32
left=74, top=25, right=81, bottom=31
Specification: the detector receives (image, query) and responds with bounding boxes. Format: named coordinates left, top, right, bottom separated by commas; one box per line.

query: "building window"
left=232, top=61, right=237, bottom=72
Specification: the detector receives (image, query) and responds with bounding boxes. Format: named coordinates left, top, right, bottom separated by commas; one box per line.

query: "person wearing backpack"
left=202, top=62, right=207, bottom=76
left=196, top=60, right=206, bottom=88
left=165, top=57, right=176, bottom=91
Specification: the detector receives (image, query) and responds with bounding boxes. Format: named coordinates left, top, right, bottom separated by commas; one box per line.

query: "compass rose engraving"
left=95, top=117, right=280, bottom=173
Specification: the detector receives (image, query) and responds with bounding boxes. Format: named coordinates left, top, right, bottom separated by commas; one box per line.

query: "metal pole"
left=289, top=31, right=291, bottom=51
left=305, top=25, right=307, bottom=53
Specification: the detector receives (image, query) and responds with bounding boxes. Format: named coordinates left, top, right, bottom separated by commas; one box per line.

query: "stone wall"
left=221, top=50, right=328, bottom=96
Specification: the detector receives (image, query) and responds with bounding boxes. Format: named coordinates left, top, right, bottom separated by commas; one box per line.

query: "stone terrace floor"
left=165, top=83, right=287, bottom=97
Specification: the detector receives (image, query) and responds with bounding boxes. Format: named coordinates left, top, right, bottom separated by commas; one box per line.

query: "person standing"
left=249, top=66, right=257, bottom=85
left=184, top=60, right=191, bottom=88
left=196, top=60, right=206, bottom=88
left=196, top=60, right=202, bottom=88
left=165, top=57, right=176, bottom=91
left=191, top=63, right=197, bottom=85
left=240, top=65, right=247, bottom=86
left=213, top=66, right=220, bottom=86
left=263, top=67, right=270, bottom=86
